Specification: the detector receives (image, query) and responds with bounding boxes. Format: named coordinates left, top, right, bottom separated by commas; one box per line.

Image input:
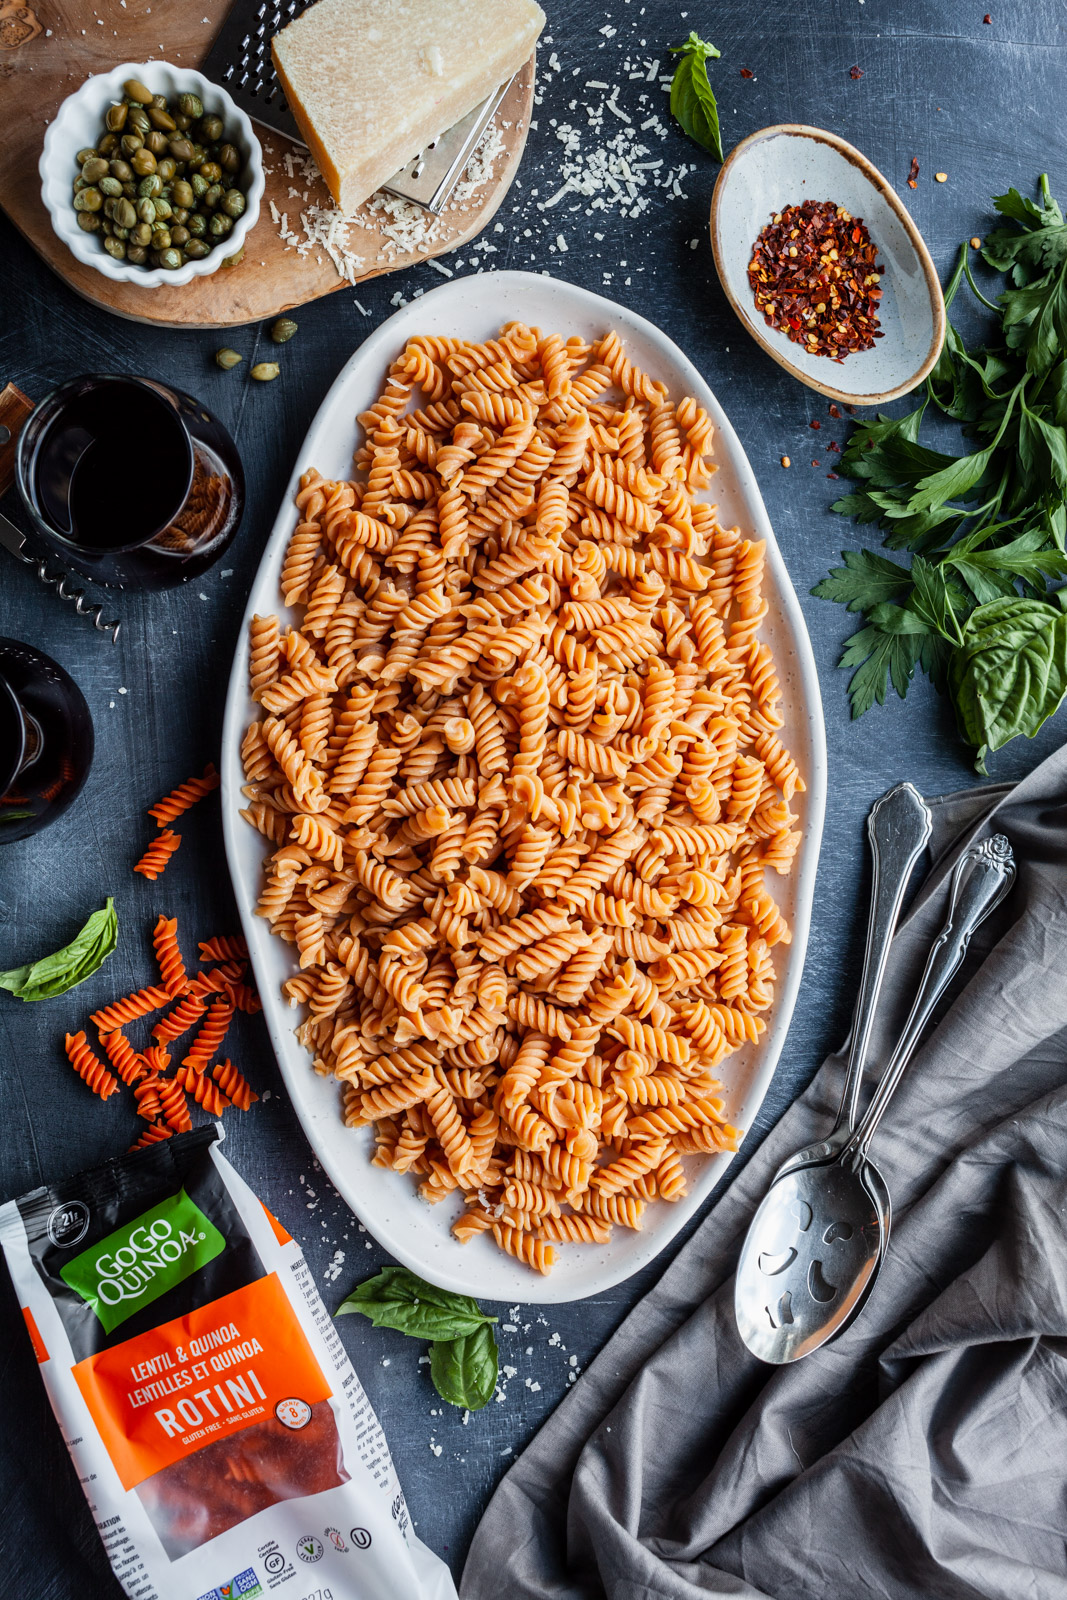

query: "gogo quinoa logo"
left=60, top=1190, right=225, bottom=1334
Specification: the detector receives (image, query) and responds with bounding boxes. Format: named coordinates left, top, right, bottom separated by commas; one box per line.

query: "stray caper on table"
left=72, top=77, right=249, bottom=271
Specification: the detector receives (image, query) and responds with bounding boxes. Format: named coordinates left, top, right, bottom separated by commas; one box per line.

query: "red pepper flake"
left=740, top=67, right=754, bottom=78
left=828, top=439, right=840, bottom=452
left=907, top=156, right=920, bottom=190
left=811, top=459, right=820, bottom=467
left=828, top=403, right=841, bottom=418
left=849, top=65, right=864, bottom=79
left=809, top=419, right=822, bottom=430
left=983, top=12, right=992, bottom=21
left=827, top=472, right=839, bottom=480
left=746, top=199, right=885, bottom=362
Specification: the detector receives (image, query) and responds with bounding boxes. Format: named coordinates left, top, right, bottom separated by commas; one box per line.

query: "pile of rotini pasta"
left=240, top=322, right=803, bottom=1274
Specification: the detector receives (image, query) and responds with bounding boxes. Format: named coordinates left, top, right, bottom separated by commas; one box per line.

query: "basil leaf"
left=0, top=899, right=117, bottom=1002
left=668, top=32, right=723, bottom=161
left=336, top=1266, right=496, bottom=1341
left=950, top=598, right=1067, bottom=760
left=429, top=1324, right=499, bottom=1411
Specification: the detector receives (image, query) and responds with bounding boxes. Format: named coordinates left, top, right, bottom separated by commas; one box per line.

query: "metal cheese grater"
left=201, top=0, right=513, bottom=213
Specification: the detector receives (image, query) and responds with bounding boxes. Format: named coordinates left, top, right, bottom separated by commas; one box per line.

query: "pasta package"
left=239, top=322, right=804, bottom=1273
left=0, top=1128, right=457, bottom=1600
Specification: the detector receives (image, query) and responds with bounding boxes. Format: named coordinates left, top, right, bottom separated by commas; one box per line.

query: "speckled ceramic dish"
left=710, top=124, right=945, bottom=406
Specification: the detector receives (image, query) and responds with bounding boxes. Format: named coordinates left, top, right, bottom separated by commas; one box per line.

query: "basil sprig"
left=337, top=1266, right=499, bottom=1411
left=668, top=32, right=723, bottom=162
left=0, top=898, right=117, bottom=1001
left=814, top=175, right=1067, bottom=768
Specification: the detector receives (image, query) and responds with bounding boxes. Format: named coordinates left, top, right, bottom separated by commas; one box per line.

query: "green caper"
left=198, top=113, right=224, bottom=142
left=150, top=92, right=168, bottom=111
left=216, top=347, right=243, bottom=370
left=173, top=110, right=192, bottom=131
left=131, top=221, right=153, bottom=247
left=178, top=92, right=203, bottom=119
left=131, top=149, right=157, bottom=176
left=144, top=130, right=167, bottom=155
left=73, top=176, right=88, bottom=192
left=102, top=196, right=118, bottom=220
left=123, top=78, right=153, bottom=104
left=151, top=226, right=172, bottom=250
left=148, top=105, right=176, bottom=131
left=76, top=211, right=103, bottom=233
left=105, top=102, right=128, bottom=133
left=217, top=143, right=241, bottom=173
left=157, top=157, right=176, bottom=183
left=170, top=205, right=189, bottom=225
left=103, top=235, right=127, bottom=258
left=137, top=172, right=163, bottom=198
left=81, top=155, right=109, bottom=183
left=97, top=132, right=120, bottom=157
left=99, top=175, right=123, bottom=198
left=186, top=211, right=207, bottom=237
left=167, top=225, right=188, bottom=248
left=126, top=105, right=150, bottom=135
left=208, top=211, right=233, bottom=237
left=152, top=196, right=172, bottom=220
left=73, top=186, right=103, bottom=212
left=112, top=224, right=130, bottom=241
left=188, top=143, right=207, bottom=165
left=172, top=179, right=194, bottom=208
left=126, top=244, right=148, bottom=265
left=199, top=160, right=222, bottom=184
left=221, top=244, right=245, bottom=267
left=184, top=237, right=211, bottom=259
left=101, top=219, right=114, bottom=235
left=114, top=197, right=137, bottom=229
left=120, top=133, right=143, bottom=157
left=203, top=183, right=222, bottom=210
left=109, top=158, right=133, bottom=181
left=168, top=136, right=195, bottom=163
left=158, top=247, right=183, bottom=270
left=76, top=146, right=99, bottom=166
left=122, top=181, right=138, bottom=199
left=136, top=197, right=157, bottom=224
left=270, top=317, right=298, bottom=344
left=190, top=173, right=208, bottom=199
left=251, top=362, right=280, bottom=381
left=221, top=188, right=246, bottom=219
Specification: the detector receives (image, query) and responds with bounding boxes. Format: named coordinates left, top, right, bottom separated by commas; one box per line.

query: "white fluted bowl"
left=40, top=60, right=264, bottom=290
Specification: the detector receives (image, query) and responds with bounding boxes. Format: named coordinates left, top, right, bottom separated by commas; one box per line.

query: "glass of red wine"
left=0, top=638, right=93, bottom=842
left=15, top=374, right=244, bottom=589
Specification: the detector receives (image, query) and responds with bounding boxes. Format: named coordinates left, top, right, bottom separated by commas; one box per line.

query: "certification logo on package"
left=196, top=1568, right=263, bottom=1600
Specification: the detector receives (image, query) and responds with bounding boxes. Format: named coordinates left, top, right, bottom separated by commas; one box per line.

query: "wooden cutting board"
left=0, top=0, right=534, bottom=329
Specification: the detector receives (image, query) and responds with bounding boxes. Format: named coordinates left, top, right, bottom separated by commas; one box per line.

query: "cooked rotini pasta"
left=239, top=323, right=804, bottom=1273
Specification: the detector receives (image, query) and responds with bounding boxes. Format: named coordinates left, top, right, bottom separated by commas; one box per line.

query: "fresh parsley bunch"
left=814, top=174, right=1067, bottom=771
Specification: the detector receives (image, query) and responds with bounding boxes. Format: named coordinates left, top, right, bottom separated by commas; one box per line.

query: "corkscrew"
left=0, top=382, right=122, bottom=645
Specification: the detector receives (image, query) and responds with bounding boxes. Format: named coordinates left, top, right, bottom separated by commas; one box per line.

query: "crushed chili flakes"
left=809, top=419, right=822, bottom=430
left=907, top=156, right=920, bottom=190
left=747, top=199, right=885, bottom=362
left=983, top=12, right=992, bottom=21
left=740, top=66, right=754, bottom=78
left=828, top=403, right=841, bottom=417
left=849, top=65, right=864, bottom=78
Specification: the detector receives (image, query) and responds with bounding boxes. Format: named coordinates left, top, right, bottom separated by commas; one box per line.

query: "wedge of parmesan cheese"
left=272, top=0, right=545, bottom=214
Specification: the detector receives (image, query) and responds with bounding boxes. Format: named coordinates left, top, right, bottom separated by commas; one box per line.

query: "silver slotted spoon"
left=735, top=830, right=1016, bottom=1365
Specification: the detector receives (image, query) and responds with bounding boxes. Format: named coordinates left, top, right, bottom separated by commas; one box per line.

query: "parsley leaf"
left=811, top=550, right=912, bottom=612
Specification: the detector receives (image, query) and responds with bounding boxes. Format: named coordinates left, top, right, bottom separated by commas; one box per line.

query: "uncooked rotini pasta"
left=239, top=322, right=804, bottom=1273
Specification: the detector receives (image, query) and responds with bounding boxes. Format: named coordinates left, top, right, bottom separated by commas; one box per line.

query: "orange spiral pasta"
left=181, top=1001, right=234, bottom=1074
left=64, top=1032, right=120, bottom=1100
left=237, top=322, right=803, bottom=1272
left=157, top=1077, right=192, bottom=1133
left=153, top=993, right=207, bottom=1045
left=199, top=935, right=249, bottom=964
left=152, top=915, right=188, bottom=998
left=90, top=985, right=170, bottom=1034
left=133, top=830, right=182, bottom=881
left=175, top=1065, right=230, bottom=1116
left=213, top=1058, right=258, bottom=1111
left=101, top=1029, right=147, bottom=1087
left=148, top=763, right=220, bottom=828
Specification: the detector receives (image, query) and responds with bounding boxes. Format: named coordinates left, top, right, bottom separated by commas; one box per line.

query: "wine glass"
left=0, top=638, right=93, bottom=843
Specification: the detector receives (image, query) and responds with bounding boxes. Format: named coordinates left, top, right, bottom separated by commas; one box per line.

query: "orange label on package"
left=23, top=1306, right=48, bottom=1364
left=71, top=1273, right=331, bottom=1490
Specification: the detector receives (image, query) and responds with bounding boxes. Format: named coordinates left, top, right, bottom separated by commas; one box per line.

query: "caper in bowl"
left=40, top=62, right=264, bottom=290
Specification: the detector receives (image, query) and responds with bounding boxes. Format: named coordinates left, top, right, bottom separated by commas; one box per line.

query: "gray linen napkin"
left=461, top=744, right=1067, bottom=1600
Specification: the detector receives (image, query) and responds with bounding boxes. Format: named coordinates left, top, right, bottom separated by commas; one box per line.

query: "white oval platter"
left=221, top=270, right=828, bottom=1304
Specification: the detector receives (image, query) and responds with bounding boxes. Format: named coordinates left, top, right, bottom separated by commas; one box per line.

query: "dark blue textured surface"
left=1, top=2, right=1064, bottom=1592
